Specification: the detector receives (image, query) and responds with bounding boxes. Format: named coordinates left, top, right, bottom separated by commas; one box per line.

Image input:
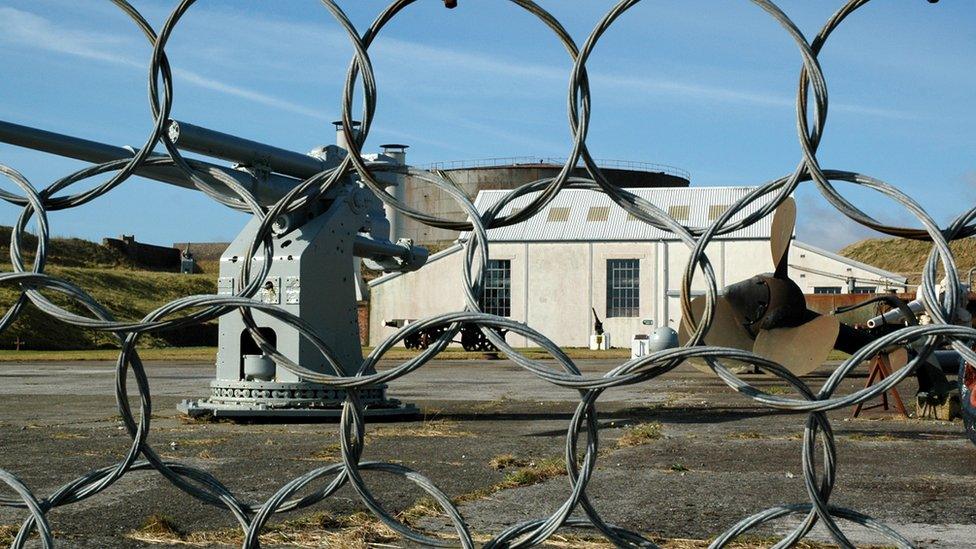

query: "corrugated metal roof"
left=466, top=186, right=778, bottom=242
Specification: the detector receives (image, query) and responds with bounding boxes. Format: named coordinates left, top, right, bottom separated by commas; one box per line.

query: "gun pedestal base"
left=177, top=379, right=419, bottom=420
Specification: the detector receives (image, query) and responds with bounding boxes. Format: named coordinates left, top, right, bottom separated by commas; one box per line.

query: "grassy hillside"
left=0, top=226, right=131, bottom=268
left=0, top=266, right=216, bottom=351
left=840, top=236, right=976, bottom=285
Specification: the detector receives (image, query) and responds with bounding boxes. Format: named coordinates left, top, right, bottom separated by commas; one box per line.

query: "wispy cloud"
left=0, top=7, right=333, bottom=121
left=368, top=26, right=919, bottom=121
left=0, top=1, right=922, bottom=154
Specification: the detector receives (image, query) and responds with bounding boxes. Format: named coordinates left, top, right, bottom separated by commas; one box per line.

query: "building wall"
left=367, top=239, right=906, bottom=348
left=102, top=235, right=182, bottom=270
left=591, top=242, right=657, bottom=346
left=367, top=246, right=468, bottom=348
left=790, top=243, right=908, bottom=294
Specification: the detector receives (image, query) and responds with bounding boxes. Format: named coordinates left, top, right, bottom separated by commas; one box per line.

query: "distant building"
left=102, top=234, right=181, bottom=270
left=368, top=186, right=908, bottom=348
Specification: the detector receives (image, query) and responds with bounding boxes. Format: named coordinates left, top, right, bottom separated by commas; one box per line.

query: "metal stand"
left=177, top=189, right=421, bottom=420
left=0, top=118, right=428, bottom=421
left=851, top=351, right=908, bottom=419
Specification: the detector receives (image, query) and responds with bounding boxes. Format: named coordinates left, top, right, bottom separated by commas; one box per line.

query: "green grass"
left=618, top=422, right=664, bottom=447
left=0, top=346, right=217, bottom=362
left=0, top=266, right=216, bottom=350
left=0, top=226, right=130, bottom=269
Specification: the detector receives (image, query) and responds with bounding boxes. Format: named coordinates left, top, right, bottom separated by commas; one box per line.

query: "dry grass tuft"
left=497, top=457, right=567, bottom=489
left=370, top=418, right=472, bottom=439
left=846, top=432, right=899, bottom=442
left=727, top=431, right=767, bottom=440
left=195, top=449, right=218, bottom=460
left=134, top=514, right=185, bottom=540
left=488, top=453, right=530, bottom=470
left=50, top=431, right=88, bottom=440
left=617, top=422, right=663, bottom=448
left=127, top=511, right=400, bottom=548
left=298, top=443, right=342, bottom=462
left=170, top=437, right=229, bottom=447
left=0, top=525, right=17, bottom=546
left=399, top=496, right=444, bottom=527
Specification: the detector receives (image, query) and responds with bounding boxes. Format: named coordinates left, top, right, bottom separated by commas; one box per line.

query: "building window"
left=547, top=207, right=570, bottom=222
left=481, top=259, right=511, bottom=317
left=607, top=259, right=640, bottom=317
left=707, top=204, right=728, bottom=221
left=587, top=206, right=610, bottom=222
left=668, top=205, right=690, bottom=221
left=813, top=286, right=842, bottom=294
left=853, top=286, right=875, bottom=294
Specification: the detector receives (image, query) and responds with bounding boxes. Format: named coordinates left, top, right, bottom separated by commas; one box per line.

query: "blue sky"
left=0, top=0, right=973, bottom=250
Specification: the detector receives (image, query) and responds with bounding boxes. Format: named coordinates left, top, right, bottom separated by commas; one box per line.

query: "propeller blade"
left=753, top=314, right=840, bottom=377
left=678, top=295, right=755, bottom=373
left=769, top=197, right=796, bottom=279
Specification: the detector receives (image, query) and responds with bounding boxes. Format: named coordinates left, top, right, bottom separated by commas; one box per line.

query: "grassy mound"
left=0, top=226, right=132, bottom=268
left=840, top=236, right=976, bottom=285
left=0, top=266, right=216, bottom=350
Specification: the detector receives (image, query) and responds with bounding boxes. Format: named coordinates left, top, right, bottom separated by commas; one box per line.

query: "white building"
left=368, top=187, right=908, bottom=348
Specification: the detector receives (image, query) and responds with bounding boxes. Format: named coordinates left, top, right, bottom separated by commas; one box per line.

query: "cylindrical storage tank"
left=401, top=159, right=690, bottom=246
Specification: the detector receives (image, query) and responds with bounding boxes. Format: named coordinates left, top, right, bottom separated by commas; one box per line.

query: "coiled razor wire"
left=0, top=1, right=974, bottom=547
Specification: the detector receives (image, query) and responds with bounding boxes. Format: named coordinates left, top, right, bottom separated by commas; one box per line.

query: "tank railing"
left=425, top=156, right=690, bottom=181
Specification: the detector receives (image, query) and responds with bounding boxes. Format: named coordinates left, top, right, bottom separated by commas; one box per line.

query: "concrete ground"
left=0, top=358, right=973, bottom=548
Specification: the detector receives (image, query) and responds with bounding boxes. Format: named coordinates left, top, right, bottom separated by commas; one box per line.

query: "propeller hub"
left=725, top=274, right=807, bottom=331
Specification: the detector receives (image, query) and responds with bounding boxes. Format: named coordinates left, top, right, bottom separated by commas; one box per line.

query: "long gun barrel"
left=0, top=119, right=418, bottom=265
left=0, top=120, right=304, bottom=206
left=865, top=299, right=925, bottom=329
left=166, top=120, right=331, bottom=181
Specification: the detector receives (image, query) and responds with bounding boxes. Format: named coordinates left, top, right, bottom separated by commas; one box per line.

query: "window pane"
left=546, top=207, right=570, bottom=222
left=813, top=286, right=841, bottom=294
left=586, top=206, right=610, bottom=222
left=481, top=259, right=511, bottom=317
left=606, top=259, right=640, bottom=317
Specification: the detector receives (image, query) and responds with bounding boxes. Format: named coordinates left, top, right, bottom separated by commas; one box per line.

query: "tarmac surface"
left=0, top=358, right=974, bottom=547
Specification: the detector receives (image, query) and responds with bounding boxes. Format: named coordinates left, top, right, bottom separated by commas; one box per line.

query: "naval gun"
left=0, top=118, right=427, bottom=418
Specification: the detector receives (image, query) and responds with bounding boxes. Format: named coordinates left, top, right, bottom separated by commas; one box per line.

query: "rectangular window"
left=607, top=259, right=640, bottom=317
left=707, top=204, right=728, bottom=221
left=546, top=207, right=570, bottom=222
left=481, top=259, right=511, bottom=317
left=853, top=286, right=875, bottom=294
left=587, top=206, right=610, bottom=222
left=813, top=286, right=842, bottom=294
left=668, top=205, right=690, bottom=221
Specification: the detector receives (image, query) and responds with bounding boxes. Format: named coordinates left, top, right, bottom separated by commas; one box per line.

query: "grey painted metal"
left=0, top=119, right=301, bottom=206
left=647, top=327, right=679, bottom=352
left=0, top=119, right=424, bottom=270
left=167, top=119, right=334, bottom=181
left=179, top=181, right=420, bottom=417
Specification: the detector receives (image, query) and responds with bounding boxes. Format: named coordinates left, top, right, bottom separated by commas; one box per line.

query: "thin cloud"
left=1, top=3, right=922, bottom=148
left=0, top=7, right=332, bottom=121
